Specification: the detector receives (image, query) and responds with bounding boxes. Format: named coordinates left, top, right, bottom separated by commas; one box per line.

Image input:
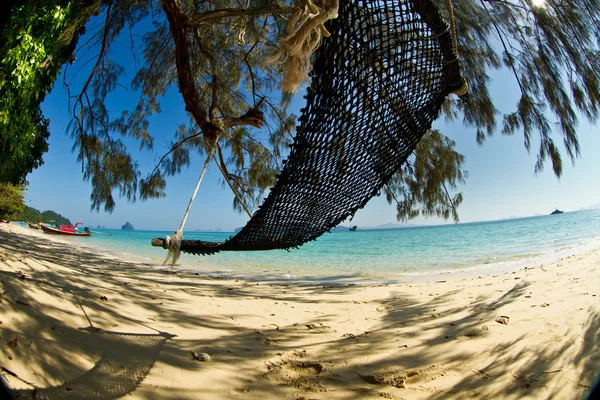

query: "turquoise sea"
left=51, top=209, right=600, bottom=282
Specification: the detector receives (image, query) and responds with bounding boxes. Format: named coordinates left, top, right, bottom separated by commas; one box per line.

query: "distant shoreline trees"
left=11, top=204, right=73, bottom=226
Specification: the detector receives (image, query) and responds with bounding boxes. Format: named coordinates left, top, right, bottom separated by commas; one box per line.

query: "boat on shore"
left=26, top=221, right=41, bottom=230
left=40, top=222, right=91, bottom=237
left=550, top=209, right=564, bottom=215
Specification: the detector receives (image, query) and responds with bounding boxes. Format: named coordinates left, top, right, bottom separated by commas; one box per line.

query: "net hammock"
left=153, top=0, right=466, bottom=256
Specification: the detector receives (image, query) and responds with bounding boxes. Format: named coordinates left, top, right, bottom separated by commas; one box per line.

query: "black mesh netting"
left=158, top=0, right=465, bottom=255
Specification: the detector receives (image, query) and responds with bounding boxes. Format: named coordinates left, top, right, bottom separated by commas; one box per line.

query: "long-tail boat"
left=26, top=221, right=41, bottom=230
left=40, top=222, right=91, bottom=237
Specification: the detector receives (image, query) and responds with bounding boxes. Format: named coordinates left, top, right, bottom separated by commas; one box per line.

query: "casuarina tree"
left=1, top=0, right=598, bottom=221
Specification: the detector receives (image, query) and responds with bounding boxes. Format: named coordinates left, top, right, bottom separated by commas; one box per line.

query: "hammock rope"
left=163, top=142, right=217, bottom=265
left=269, top=0, right=340, bottom=93
left=444, top=0, right=469, bottom=95
left=153, top=0, right=467, bottom=256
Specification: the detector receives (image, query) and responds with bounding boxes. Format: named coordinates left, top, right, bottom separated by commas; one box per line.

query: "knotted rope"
left=444, top=0, right=468, bottom=96
left=163, top=143, right=217, bottom=266
left=269, top=0, right=340, bottom=93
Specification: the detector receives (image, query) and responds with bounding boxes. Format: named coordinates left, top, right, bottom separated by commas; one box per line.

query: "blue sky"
left=23, top=22, right=600, bottom=232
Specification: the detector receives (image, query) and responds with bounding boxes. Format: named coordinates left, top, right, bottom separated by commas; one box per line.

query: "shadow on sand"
left=12, top=328, right=173, bottom=400
left=1, top=226, right=599, bottom=399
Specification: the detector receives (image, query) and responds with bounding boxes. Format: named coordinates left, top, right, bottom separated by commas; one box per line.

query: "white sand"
left=1, top=222, right=599, bottom=399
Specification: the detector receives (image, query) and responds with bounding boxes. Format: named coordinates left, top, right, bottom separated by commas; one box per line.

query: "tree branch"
left=480, top=0, right=526, bottom=96
left=162, top=0, right=212, bottom=136
left=222, top=99, right=265, bottom=128
left=188, top=6, right=296, bottom=26
left=148, top=130, right=204, bottom=178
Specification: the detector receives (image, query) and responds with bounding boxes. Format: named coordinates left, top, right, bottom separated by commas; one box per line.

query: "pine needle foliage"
left=64, top=0, right=297, bottom=212
left=386, top=0, right=600, bottom=221
left=3, top=0, right=600, bottom=222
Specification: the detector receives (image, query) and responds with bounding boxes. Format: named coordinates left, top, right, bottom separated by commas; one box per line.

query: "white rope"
left=164, top=144, right=217, bottom=266
left=268, top=0, right=339, bottom=93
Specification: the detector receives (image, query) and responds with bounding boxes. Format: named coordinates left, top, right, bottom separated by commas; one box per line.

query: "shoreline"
left=18, top=218, right=599, bottom=285
left=53, top=224, right=600, bottom=285
left=1, top=222, right=599, bottom=399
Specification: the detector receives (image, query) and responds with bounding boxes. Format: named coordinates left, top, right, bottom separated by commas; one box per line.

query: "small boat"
left=26, top=221, right=41, bottom=230
left=40, top=222, right=91, bottom=237
left=550, top=209, right=564, bottom=215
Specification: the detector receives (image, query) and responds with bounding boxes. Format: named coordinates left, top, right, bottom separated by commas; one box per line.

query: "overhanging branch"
left=162, top=0, right=211, bottom=135
left=188, top=6, right=296, bottom=26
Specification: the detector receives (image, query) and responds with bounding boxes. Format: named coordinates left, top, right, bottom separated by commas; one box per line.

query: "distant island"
left=369, top=222, right=420, bottom=229
left=122, top=222, right=134, bottom=230
left=330, top=225, right=355, bottom=232
left=96, top=225, right=106, bottom=229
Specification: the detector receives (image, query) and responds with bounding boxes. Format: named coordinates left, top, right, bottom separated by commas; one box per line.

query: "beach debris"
left=263, top=336, right=278, bottom=346
left=290, top=360, right=326, bottom=373
left=540, top=303, right=550, bottom=307
left=482, top=325, right=489, bottom=330
left=357, top=371, right=406, bottom=388
left=191, top=351, right=211, bottom=362
left=461, top=328, right=487, bottom=338
left=342, top=333, right=356, bottom=339
left=100, top=296, right=108, bottom=302
left=473, top=369, right=491, bottom=380
left=293, top=349, right=308, bottom=358
left=7, top=337, right=18, bottom=348
left=495, top=316, right=509, bottom=325
left=255, top=330, right=278, bottom=346
left=1, top=367, right=19, bottom=378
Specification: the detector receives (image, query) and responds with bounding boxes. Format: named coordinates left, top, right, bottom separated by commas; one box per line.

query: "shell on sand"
left=191, top=351, right=211, bottom=362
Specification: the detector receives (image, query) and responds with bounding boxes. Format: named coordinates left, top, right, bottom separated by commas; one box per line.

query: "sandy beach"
left=1, top=222, right=598, bottom=399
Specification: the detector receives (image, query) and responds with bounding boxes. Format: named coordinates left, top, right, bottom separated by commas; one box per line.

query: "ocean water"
left=67, top=209, right=600, bottom=282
